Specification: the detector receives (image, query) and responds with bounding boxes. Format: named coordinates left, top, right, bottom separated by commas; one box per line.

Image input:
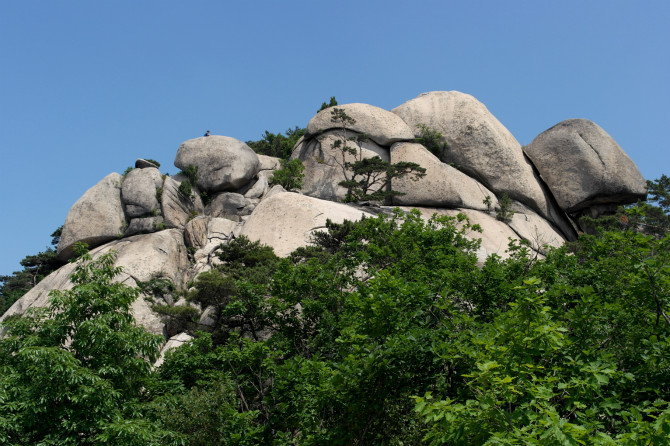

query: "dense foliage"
left=1, top=176, right=669, bottom=444
left=0, top=227, right=64, bottom=314
left=246, top=127, right=306, bottom=160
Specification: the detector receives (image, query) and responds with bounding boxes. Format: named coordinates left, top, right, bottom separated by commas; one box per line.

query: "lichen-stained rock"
left=390, top=142, right=497, bottom=211
left=305, top=103, right=415, bottom=146
left=161, top=174, right=204, bottom=229
left=524, top=119, right=647, bottom=213
left=174, top=135, right=259, bottom=192
left=392, top=92, right=549, bottom=210
left=292, top=130, right=389, bottom=201
left=122, top=167, right=163, bottom=218
left=57, top=173, right=126, bottom=261
left=240, top=192, right=374, bottom=257
left=3, top=230, right=189, bottom=336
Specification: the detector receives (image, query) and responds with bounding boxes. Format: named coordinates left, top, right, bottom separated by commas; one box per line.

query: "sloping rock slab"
left=161, top=174, right=204, bottom=229
left=240, top=192, right=374, bottom=257
left=174, top=135, right=259, bottom=192
left=390, top=142, right=497, bottom=210
left=305, top=103, right=415, bottom=146
left=3, top=230, right=189, bottom=336
left=57, top=173, right=126, bottom=261
left=525, top=119, right=647, bottom=212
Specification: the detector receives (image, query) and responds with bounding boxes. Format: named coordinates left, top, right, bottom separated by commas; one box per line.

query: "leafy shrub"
left=246, top=127, right=305, bottom=160
left=269, top=159, right=305, bottom=191
left=495, top=192, right=515, bottom=222
left=144, top=158, right=160, bottom=167
left=415, top=123, right=449, bottom=160
left=178, top=179, right=193, bottom=198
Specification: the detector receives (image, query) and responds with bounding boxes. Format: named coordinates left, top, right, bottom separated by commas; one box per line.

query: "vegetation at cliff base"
left=1, top=178, right=669, bottom=444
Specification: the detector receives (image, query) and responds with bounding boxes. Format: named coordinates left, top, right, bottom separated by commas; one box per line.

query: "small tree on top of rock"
left=328, top=107, right=426, bottom=204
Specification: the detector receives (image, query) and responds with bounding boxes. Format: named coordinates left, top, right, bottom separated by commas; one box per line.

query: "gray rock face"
left=174, top=135, right=259, bottom=192
left=292, top=130, right=389, bottom=201
left=57, top=173, right=126, bottom=261
left=161, top=175, right=204, bottom=229
left=257, top=154, right=282, bottom=171
left=184, top=216, right=208, bottom=249
left=390, top=142, right=497, bottom=211
left=524, top=119, right=647, bottom=213
left=122, top=167, right=163, bottom=218
left=205, top=192, right=247, bottom=221
left=305, top=103, right=415, bottom=146
left=125, top=216, right=164, bottom=236
left=240, top=192, right=374, bottom=257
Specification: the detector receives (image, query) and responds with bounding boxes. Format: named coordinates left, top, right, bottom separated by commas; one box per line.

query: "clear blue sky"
left=1, top=0, right=668, bottom=276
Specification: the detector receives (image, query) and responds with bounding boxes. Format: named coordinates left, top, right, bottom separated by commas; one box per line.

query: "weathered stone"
left=506, top=203, right=566, bottom=253
left=258, top=154, right=282, bottom=171
left=525, top=119, right=647, bottom=213
left=390, top=142, right=497, bottom=210
left=244, top=170, right=273, bottom=199
left=125, top=216, right=164, bottom=236
left=154, top=332, right=193, bottom=368
left=199, top=306, right=217, bottom=328
left=292, top=130, right=389, bottom=201
left=57, top=173, right=126, bottom=261
left=122, top=167, right=163, bottom=218
left=135, top=158, right=160, bottom=169
left=205, top=192, right=247, bottom=220
left=240, top=192, right=374, bottom=257
left=174, top=135, right=259, bottom=192
left=184, top=216, right=208, bottom=249
left=305, top=103, right=415, bottom=146
left=161, top=174, right=204, bottom=229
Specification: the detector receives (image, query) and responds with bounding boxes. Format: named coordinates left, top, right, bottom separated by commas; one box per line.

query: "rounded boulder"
left=174, top=135, right=259, bottom=192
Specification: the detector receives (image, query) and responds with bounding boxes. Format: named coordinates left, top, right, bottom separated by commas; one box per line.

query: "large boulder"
left=524, top=119, right=647, bottom=213
left=174, top=135, right=260, bottom=192
left=390, top=142, right=497, bottom=211
left=122, top=167, right=163, bottom=218
left=240, top=192, right=374, bottom=257
left=292, top=130, right=389, bottom=201
left=57, top=173, right=126, bottom=261
left=392, top=93, right=547, bottom=210
left=305, top=103, right=415, bottom=146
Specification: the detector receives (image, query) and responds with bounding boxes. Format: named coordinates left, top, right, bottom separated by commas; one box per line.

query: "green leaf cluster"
left=246, top=127, right=305, bottom=160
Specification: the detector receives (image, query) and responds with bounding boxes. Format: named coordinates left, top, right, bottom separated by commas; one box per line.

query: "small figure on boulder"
left=204, top=130, right=210, bottom=137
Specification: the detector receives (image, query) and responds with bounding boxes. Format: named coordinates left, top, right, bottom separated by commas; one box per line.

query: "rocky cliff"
left=1, top=91, right=647, bottom=347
